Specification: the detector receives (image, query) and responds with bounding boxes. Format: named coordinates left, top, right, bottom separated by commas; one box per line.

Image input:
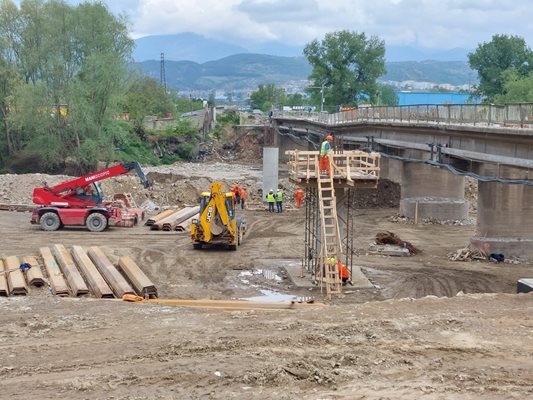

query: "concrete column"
left=471, top=165, right=533, bottom=258
left=262, top=147, right=279, bottom=199
left=399, top=163, right=468, bottom=220
left=379, top=157, right=403, bottom=184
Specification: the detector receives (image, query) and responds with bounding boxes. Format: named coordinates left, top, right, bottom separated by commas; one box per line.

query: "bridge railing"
left=275, top=103, right=533, bottom=128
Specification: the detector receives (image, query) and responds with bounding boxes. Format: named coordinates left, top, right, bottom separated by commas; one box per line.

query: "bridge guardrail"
left=274, top=103, right=533, bottom=129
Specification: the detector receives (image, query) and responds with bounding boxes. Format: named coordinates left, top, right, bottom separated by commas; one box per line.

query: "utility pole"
left=307, top=83, right=326, bottom=112
left=160, top=52, right=166, bottom=91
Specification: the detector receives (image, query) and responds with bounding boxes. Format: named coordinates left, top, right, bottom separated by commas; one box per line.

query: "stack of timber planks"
left=1, top=245, right=157, bottom=299
left=146, top=206, right=199, bottom=231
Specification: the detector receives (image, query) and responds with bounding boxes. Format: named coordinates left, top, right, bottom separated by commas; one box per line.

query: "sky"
left=13, top=0, right=533, bottom=50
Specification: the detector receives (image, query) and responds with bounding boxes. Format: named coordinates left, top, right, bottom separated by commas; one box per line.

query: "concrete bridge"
left=271, top=103, right=533, bottom=259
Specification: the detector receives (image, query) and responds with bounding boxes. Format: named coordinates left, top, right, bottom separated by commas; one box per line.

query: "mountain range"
left=132, top=33, right=476, bottom=92
left=133, top=32, right=473, bottom=64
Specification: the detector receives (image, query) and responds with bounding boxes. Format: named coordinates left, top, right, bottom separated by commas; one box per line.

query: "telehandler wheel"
left=40, top=212, right=61, bottom=231
left=86, top=213, right=107, bottom=232
left=193, top=243, right=203, bottom=249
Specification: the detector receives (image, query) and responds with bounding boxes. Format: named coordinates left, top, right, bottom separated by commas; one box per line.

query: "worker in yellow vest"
left=319, top=135, right=333, bottom=176
left=276, top=189, right=283, bottom=213
left=265, top=189, right=276, bottom=213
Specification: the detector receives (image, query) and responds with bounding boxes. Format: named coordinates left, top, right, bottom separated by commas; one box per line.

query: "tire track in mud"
left=364, top=265, right=505, bottom=299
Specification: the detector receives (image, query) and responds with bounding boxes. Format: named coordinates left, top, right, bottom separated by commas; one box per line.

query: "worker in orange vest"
left=239, top=186, right=247, bottom=209
left=294, top=187, right=304, bottom=208
left=231, top=182, right=241, bottom=206
left=339, top=260, right=350, bottom=285
left=319, top=135, right=333, bottom=176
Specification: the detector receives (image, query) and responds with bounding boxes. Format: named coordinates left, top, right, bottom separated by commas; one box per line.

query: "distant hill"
left=137, top=54, right=312, bottom=91
left=383, top=61, right=476, bottom=86
left=133, top=32, right=472, bottom=63
left=133, top=33, right=248, bottom=63
left=135, top=54, right=476, bottom=91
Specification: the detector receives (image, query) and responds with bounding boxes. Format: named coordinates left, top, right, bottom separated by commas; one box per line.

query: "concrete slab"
left=369, top=244, right=410, bottom=257
left=255, top=258, right=374, bottom=290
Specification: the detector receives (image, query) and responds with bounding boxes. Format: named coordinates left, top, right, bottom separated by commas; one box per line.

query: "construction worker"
left=319, top=135, right=333, bottom=176
left=239, top=186, right=247, bottom=210
left=338, top=260, right=350, bottom=285
left=276, top=188, right=283, bottom=213
left=231, top=182, right=241, bottom=206
left=294, top=186, right=304, bottom=208
left=265, top=189, right=276, bottom=212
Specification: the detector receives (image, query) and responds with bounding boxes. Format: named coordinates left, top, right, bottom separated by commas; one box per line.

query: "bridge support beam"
left=399, top=162, right=468, bottom=221
left=471, top=166, right=533, bottom=259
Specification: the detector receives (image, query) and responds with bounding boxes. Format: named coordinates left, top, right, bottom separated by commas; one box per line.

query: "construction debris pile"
left=0, top=245, right=157, bottom=299
left=146, top=206, right=200, bottom=232
left=374, top=231, right=421, bottom=255
left=448, top=245, right=487, bottom=262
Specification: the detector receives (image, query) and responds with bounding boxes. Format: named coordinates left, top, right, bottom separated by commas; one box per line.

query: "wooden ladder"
left=316, top=162, right=343, bottom=297
left=123, top=192, right=137, bottom=208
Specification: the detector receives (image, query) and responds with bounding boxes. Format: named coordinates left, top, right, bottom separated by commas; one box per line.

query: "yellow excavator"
left=191, top=182, right=246, bottom=250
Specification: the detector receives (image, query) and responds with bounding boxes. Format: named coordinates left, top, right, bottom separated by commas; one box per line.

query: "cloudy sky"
left=14, top=0, right=533, bottom=50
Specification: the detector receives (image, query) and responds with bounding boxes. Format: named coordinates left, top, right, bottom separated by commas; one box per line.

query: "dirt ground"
left=0, top=213, right=532, bottom=400
left=0, top=164, right=532, bottom=399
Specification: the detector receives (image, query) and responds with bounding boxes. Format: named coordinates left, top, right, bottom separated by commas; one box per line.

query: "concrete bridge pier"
left=399, top=162, right=468, bottom=221
left=471, top=165, right=533, bottom=259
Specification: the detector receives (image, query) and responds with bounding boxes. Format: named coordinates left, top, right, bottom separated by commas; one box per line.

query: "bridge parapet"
left=275, top=103, right=533, bottom=129
left=286, top=150, right=380, bottom=188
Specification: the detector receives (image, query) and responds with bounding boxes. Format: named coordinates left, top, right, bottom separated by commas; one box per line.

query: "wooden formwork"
left=87, top=246, right=135, bottom=298
left=52, top=244, right=89, bottom=297
left=286, top=150, right=380, bottom=188
left=40, top=247, right=69, bottom=296
left=118, top=256, right=157, bottom=298
left=145, top=209, right=176, bottom=226
left=22, top=256, right=46, bottom=287
left=71, top=246, right=114, bottom=298
left=0, top=259, right=8, bottom=296
left=4, top=256, right=28, bottom=295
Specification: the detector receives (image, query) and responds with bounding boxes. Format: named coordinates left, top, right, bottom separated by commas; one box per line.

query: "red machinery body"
left=31, top=161, right=150, bottom=232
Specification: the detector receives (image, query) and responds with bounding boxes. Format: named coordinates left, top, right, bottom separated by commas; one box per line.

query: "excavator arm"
left=33, top=161, right=151, bottom=207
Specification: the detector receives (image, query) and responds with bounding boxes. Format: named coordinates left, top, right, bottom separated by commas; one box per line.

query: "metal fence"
left=274, top=103, right=533, bottom=128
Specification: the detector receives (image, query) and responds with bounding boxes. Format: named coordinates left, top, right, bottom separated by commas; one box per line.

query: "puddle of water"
left=240, top=289, right=297, bottom=303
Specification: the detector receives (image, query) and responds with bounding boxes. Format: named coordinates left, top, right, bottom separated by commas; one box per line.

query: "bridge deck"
left=286, top=150, right=380, bottom=188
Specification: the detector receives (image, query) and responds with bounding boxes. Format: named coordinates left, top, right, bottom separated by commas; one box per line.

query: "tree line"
left=1, top=1, right=532, bottom=173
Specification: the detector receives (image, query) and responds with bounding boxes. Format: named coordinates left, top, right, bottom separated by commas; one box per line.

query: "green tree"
left=494, top=69, right=533, bottom=103
left=122, top=76, right=175, bottom=125
left=304, top=30, right=385, bottom=110
left=377, top=85, right=399, bottom=106
left=468, top=34, right=533, bottom=102
left=250, top=84, right=285, bottom=111
left=0, top=0, right=133, bottom=171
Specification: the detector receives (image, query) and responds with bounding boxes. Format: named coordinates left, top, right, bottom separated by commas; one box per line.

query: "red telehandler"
left=31, top=161, right=151, bottom=232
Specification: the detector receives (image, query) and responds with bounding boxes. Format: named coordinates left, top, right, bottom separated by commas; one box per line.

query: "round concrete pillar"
left=399, top=163, right=468, bottom=220
left=471, top=166, right=533, bottom=258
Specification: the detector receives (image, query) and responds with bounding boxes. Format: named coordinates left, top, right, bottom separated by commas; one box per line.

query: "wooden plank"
left=4, top=256, right=28, bottom=295
left=87, top=246, right=135, bottom=298
left=125, top=297, right=326, bottom=311
left=40, top=247, right=69, bottom=296
left=71, top=246, right=114, bottom=298
left=22, top=256, right=46, bottom=287
left=118, top=256, right=157, bottom=298
left=52, top=244, right=89, bottom=297
left=145, top=209, right=176, bottom=226
left=0, top=259, right=8, bottom=296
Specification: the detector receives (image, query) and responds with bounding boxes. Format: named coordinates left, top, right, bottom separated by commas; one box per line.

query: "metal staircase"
left=316, top=167, right=343, bottom=297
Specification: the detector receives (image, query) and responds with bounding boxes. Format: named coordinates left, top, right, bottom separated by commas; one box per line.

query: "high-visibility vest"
left=276, top=191, right=283, bottom=201
left=266, top=193, right=275, bottom=202
left=320, top=140, right=331, bottom=156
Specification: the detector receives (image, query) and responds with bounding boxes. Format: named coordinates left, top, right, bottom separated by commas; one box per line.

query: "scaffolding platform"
left=286, top=150, right=380, bottom=189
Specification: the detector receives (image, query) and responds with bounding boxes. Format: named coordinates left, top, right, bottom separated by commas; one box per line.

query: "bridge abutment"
left=471, top=166, right=533, bottom=259
left=399, top=162, right=468, bottom=221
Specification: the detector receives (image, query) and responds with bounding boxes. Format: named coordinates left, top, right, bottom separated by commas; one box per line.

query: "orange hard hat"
left=326, top=135, right=333, bottom=141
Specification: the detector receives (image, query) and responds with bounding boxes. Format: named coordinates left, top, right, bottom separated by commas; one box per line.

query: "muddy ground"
left=0, top=165, right=532, bottom=399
